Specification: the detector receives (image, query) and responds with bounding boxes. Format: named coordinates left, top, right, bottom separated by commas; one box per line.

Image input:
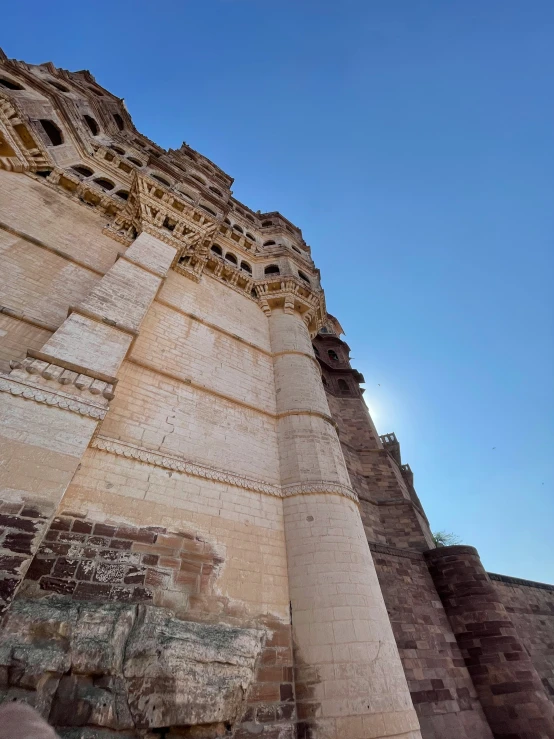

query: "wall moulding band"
left=0, top=305, right=58, bottom=333
left=155, top=297, right=273, bottom=357
left=91, top=435, right=359, bottom=502
left=0, top=374, right=108, bottom=419
left=127, top=356, right=338, bottom=428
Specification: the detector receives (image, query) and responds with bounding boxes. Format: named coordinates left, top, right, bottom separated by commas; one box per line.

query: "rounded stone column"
left=269, top=308, right=421, bottom=739
left=425, top=545, right=554, bottom=738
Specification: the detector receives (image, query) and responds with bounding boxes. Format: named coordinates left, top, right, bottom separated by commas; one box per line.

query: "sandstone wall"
left=0, top=170, right=119, bottom=371
left=371, top=544, right=493, bottom=739
left=491, top=574, right=554, bottom=703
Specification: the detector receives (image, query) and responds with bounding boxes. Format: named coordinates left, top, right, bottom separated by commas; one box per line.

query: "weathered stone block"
left=0, top=598, right=264, bottom=733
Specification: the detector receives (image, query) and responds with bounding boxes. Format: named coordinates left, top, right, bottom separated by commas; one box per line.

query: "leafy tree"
left=432, top=530, right=462, bottom=548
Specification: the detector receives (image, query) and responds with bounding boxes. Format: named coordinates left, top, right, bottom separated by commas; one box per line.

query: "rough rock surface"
left=0, top=597, right=264, bottom=737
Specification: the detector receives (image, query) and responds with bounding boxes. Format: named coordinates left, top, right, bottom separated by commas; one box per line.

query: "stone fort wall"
left=0, top=50, right=553, bottom=739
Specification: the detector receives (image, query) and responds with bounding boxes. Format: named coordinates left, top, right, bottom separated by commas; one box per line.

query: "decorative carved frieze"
left=0, top=375, right=107, bottom=420
left=0, top=94, right=51, bottom=173
left=254, top=277, right=327, bottom=336
left=91, top=435, right=359, bottom=503
left=92, top=436, right=282, bottom=497
left=282, top=481, right=359, bottom=503
left=9, top=356, right=116, bottom=400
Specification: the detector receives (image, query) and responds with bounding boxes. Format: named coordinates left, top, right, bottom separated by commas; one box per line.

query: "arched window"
left=93, top=177, right=115, bottom=191
left=233, top=224, right=243, bottom=233
left=245, top=214, right=255, bottom=223
left=110, top=145, right=126, bottom=155
left=224, top=218, right=231, bottom=225
left=200, top=204, right=217, bottom=216
left=89, top=86, right=104, bottom=96
left=50, top=81, right=70, bottom=93
left=292, top=246, right=301, bottom=254
left=264, top=264, right=280, bottom=275
left=190, top=174, right=206, bottom=185
left=211, top=244, right=222, bottom=256
left=71, top=165, right=94, bottom=178
left=115, top=190, right=129, bottom=200
left=39, top=119, right=63, bottom=146
left=127, top=157, right=142, bottom=167
left=328, top=350, right=339, bottom=361
left=152, top=174, right=171, bottom=187
left=338, top=379, right=349, bottom=394
left=0, top=77, right=24, bottom=91
left=298, top=271, right=310, bottom=284
left=241, top=261, right=252, bottom=274
left=209, top=186, right=223, bottom=197
left=263, top=240, right=276, bottom=246
left=246, top=233, right=255, bottom=241
left=113, top=113, right=125, bottom=130
left=262, top=220, right=273, bottom=227
left=225, top=252, right=238, bottom=265
left=83, top=115, right=99, bottom=136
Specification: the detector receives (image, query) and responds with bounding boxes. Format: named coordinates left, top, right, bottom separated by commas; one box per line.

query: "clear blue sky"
left=4, top=1, right=553, bottom=581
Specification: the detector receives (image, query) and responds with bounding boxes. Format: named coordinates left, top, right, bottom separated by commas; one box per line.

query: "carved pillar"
left=425, top=546, right=554, bottom=738
left=269, top=307, right=421, bottom=739
left=0, top=232, right=177, bottom=613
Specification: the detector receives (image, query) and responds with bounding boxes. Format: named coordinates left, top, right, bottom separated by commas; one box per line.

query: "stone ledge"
left=91, top=435, right=359, bottom=503
left=367, top=541, right=424, bottom=561
left=488, top=572, right=554, bottom=591
left=0, top=375, right=108, bottom=420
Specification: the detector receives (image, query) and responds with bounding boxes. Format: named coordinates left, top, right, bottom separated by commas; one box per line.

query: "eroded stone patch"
left=0, top=598, right=263, bottom=735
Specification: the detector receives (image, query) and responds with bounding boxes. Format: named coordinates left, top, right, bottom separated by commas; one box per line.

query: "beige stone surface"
left=0, top=170, right=120, bottom=274
left=0, top=392, right=97, bottom=507
left=0, top=313, right=52, bottom=373
left=161, top=270, right=272, bottom=352
left=41, top=312, right=132, bottom=377
left=0, top=229, right=98, bottom=327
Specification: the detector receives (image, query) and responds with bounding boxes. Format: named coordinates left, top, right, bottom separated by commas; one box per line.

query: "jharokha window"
left=328, top=350, right=339, bottom=361
left=40, top=119, right=63, bottom=146
left=338, top=379, right=349, bottom=394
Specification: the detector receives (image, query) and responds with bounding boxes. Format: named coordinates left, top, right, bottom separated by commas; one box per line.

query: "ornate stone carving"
left=91, top=435, right=358, bottom=502
left=281, top=481, right=359, bottom=503
left=254, top=276, right=327, bottom=336
left=103, top=172, right=218, bottom=265
left=92, top=436, right=282, bottom=496
left=0, top=94, right=51, bottom=173
left=9, top=356, right=115, bottom=400
left=0, top=375, right=107, bottom=420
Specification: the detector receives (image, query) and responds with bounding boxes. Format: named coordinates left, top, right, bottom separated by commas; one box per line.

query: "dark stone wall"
left=490, top=574, right=554, bottom=704
left=371, top=542, right=493, bottom=739
left=0, top=496, right=54, bottom=614
left=426, top=546, right=554, bottom=739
